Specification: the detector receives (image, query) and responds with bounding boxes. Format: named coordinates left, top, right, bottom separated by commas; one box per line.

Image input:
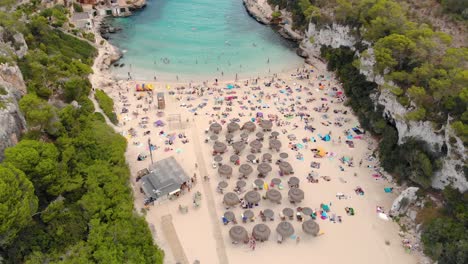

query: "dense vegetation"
left=438, top=0, right=468, bottom=20
left=299, top=0, right=467, bottom=262
left=95, top=89, right=119, bottom=125
left=270, top=0, right=468, bottom=143
left=320, top=46, right=442, bottom=187
left=0, top=3, right=163, bottom=263
left=420, top=187, right=468, bottom=263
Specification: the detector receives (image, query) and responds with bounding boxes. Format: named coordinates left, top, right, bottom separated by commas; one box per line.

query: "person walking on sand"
left=296, top=236, right=301, bottom=244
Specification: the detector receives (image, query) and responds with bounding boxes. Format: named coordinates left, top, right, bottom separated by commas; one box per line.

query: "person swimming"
left=225, top=41, right=231, bottom=46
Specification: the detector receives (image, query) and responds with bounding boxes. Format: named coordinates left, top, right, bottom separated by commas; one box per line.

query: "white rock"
left=390, top=187, right=419, bottom=216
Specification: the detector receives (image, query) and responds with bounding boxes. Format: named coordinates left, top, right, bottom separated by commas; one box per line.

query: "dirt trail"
left=161, top=214, right=189, bottom=264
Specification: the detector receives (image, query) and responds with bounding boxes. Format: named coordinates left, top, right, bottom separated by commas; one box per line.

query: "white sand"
left=94, top=71, right=421, bottom=264
left=89, top=20, right=421, bottom=264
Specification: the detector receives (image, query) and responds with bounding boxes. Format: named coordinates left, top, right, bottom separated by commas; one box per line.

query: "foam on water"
left=108, top=0, right=303, bottom=81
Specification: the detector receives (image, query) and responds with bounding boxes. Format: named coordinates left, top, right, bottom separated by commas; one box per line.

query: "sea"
left=108, top=0, right=303, bottom=81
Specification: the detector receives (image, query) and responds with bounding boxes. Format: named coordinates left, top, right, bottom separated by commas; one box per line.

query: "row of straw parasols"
left=209, top=120, right=275, bottom=136
left=229, top=220, right=320, bottom=243
left=210, top=120, right=258, bottom=135
left=223, top=188, right=305, bottom=206
left=217, top=161, right=293, bottom=178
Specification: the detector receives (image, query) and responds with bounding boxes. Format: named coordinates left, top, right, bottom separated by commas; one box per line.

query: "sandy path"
left=191, top=120, right=230, bottom=264
left=161, top=215, right=189, bottom=264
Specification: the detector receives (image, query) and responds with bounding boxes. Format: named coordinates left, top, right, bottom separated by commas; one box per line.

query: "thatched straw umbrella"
left=257, top=163, right=272, bottom=176
left=262, top=153, right=272, bottom=163
left=288, top=188, right=304, bottom=203
left=210, top=122, right=222, bottom=134
left=269, top=139, right=282, bottom=151
left=240, top=132, right=249, bottom=142
left=243, top=209, right=254, bottom=220
left=244, top=190, right=261, bottom=204
left=288, top=176, right=300, bottom=188
left=223, top=192, right=240, bottom=206
left=210, top=135, right=219, bottom=141
left=232, top=141, right=245, bottom=154
left=242, top=121, right=256, bottom=132
left=252, top=224, right=271, bottom=241
left=260, top=120, right=273, bottom=131
left=227, top=122, right=240, bottom=133
left=256, top=132, right=264, bottom=141
left=276, top=221, right=294, bottom=238
left=266, top=189, right=282, bottom=204
left=282, top=208, right=294, bottom=219
left=301, top=207, right=313, bottom=216
left=225, top=133, right=234, bottom=142
left=302, top=219, right=320, bottom=236
left=254, top=179, right=264, bottom=189
left=236, top=180, right=246, bottom=189
left=218, top=164, right=233, bottom=178
left=246, top=154, right=256, bottom=162
left=279, top=152, right=289, bottom=159
left=279, top=161, right=293, bottom=175
left=224, top=211, right=235, bottom=221
left=214, top=155, right=223, bottom=163
left=230, top=154, right=239, bottom=163
left=271, top=178, right=281, bottom=186
left=213, top=141, right=227, bottom=154
left=238, top=164, right=253, bottom=177
left=249, top=140, right=263, bottom=152
left=270, top=131, right=280, bottom=138
left=264, top=209, right=274, bottom=220
left=229, top=225, right=249, bottom=243
left=218, top=181, right=228, bottom=189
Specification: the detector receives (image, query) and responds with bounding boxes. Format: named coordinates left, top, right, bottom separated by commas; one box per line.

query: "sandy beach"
left=89, top=16, right=423, bottom=264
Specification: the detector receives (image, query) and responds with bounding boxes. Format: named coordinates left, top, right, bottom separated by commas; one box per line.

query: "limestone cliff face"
left=300, top=22, right=467, bottom=191
left=0, top=64, right=27, bottom=161
left=0, top=28, right=28, bottom=160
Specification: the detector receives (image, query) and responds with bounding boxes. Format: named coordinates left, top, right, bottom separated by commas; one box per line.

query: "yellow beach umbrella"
left=318, top=147, right=326, bottom=157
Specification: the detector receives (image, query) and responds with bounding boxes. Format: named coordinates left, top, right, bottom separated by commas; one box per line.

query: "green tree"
left=4, top=140, right=60, bottom=196
left=0, top=164, right=38, bottom=247
left=19, top=93, right=55, bottom=131
left=374, top=34, right=416, bottom=73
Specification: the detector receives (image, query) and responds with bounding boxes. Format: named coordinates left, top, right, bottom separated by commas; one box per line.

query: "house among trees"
left=71, top=12, right=93, bottom=30
left=140, top=156, right=190, bottom=200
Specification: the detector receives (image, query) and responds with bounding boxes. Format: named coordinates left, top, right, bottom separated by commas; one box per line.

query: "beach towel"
left=384, top=187, right=393, bottom=193
left=352, top=127, right=364, bottom=135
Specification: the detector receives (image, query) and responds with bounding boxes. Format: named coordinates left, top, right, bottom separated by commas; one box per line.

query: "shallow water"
left=108, top=0, right=303, bottom=81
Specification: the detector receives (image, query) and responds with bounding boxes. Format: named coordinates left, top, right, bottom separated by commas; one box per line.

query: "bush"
left=94, top=89, right=118, bottom=125
left=0, top=85, right=7, bottom=95
left=272, top=11, right=282, bottom=20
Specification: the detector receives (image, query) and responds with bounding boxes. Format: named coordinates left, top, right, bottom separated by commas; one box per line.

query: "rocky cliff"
left=0, top=28, right=28, bottom=160
left=299, top=22, right=467, bottom=191
left=0, top=65, right=27, bottom=161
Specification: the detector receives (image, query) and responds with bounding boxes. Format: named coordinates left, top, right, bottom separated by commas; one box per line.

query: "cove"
left=108, top=0, right=303, bottom=81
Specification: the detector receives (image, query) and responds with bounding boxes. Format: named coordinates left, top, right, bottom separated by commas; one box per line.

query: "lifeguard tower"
left=157, top=92, right=165, bottom=109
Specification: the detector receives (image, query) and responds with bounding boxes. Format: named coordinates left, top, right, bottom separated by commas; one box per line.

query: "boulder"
left=390, top=187, right=419, bottom=216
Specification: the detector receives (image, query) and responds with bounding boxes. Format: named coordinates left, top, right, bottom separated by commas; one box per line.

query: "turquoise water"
left=108, top=0, right=303, bottom=81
